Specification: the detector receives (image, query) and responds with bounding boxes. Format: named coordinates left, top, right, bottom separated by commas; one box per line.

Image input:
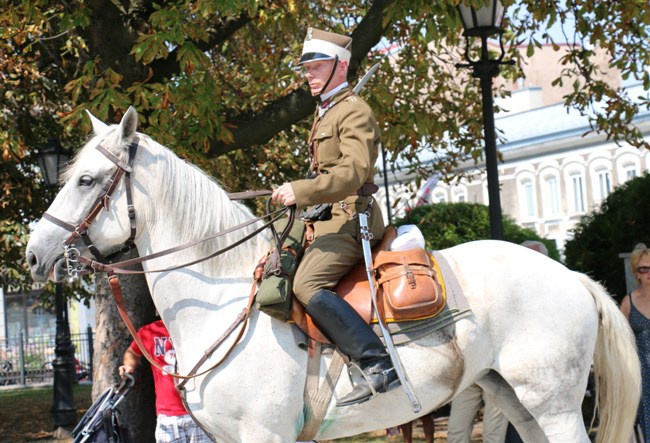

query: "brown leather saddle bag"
left=374, top=248, right=442, bottom=319
left=290, top=228, right=446, bottom=344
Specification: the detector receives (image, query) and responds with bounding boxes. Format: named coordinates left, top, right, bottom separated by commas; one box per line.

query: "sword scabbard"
left=358, top=213, right=421, bottom=413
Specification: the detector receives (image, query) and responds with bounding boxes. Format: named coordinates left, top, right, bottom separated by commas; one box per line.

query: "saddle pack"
left=255, top=223, right=446, bottom=343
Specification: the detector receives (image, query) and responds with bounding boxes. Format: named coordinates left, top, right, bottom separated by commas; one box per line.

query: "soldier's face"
left=302, top=59, right=347, bottom=96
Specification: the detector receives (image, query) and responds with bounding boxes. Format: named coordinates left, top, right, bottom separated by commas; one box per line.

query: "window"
left=521, top=179, right=536, bottom=218
left=627, top=169, right=637, bottom=180
left=623, top=162, right=637, bottom=181
left=433, top=192, right=447, bottom=203
left=569, top=173, right=586, bottom=213
left=453, top=189, right=467, bottom=203
left=543, top=175, right=560, bottom=216
left=596, top=169, right=611, bottom=201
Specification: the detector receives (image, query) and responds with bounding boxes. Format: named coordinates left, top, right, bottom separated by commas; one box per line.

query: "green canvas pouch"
left=256, top=214, right=305, bottom=321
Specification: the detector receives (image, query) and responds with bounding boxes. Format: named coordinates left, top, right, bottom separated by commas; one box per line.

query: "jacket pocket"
left=313, top=125, right=340, bottom=165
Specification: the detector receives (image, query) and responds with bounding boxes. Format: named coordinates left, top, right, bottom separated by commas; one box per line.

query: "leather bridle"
left=40, top=135, right=288, bottom=383
left=44, top=137, right=139, bottom=275
left=44, top=137, right=282, bottom=278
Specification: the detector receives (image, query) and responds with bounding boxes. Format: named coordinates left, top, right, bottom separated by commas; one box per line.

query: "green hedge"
left=395, top=202, right=560, bottom=261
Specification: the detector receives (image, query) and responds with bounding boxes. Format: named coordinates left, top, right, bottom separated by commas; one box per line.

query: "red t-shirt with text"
left=130, top=320, right=186, bottom=416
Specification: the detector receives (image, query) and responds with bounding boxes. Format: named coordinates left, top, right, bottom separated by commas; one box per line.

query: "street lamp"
left=456, top=0, right=513, bottom=240
left=36, top=138, right=77, bottom=433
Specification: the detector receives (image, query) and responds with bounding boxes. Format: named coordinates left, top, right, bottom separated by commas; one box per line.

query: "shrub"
left=395, top=202, right=560, bottom=261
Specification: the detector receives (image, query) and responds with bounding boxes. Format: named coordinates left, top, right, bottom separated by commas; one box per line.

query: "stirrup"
left=336, top=362, right=397, bottom=407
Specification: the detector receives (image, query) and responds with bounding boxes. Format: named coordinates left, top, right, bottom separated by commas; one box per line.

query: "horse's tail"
left=578, top=272, right=640, bottom=443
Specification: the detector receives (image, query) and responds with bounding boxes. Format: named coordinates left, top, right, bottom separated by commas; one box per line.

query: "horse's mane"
left=67, top=128, right=269, bottom=275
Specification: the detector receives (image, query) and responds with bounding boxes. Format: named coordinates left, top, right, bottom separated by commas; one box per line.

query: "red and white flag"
left=415, top=174, right=440, bottom=207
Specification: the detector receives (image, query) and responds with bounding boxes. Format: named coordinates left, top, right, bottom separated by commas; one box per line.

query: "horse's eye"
left=78, top=175, right=95, bottom=187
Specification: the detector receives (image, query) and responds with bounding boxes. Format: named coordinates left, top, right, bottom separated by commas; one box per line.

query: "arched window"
left=523, top=179, right=536, bottom=217
left=433, top=192, right=447, bottom=203
left=518, top=177, right=537, bottom=219
left=452, top=188, right=467, bottom=203
left=622, top=162, right=638, bottom=182
left=542, top=174, right=561, bottom=217
left=568, top=171, right=586, bottom=214
left=595, top=167, right=612, bottom=202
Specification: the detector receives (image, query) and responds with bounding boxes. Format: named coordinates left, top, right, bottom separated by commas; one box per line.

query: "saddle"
left=257, top=225, right=447, bottom=345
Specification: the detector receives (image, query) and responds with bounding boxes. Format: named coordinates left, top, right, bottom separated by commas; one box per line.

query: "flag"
left=415, top=174, right=440, bottom=207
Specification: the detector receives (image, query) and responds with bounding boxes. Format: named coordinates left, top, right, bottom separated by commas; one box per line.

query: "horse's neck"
left=134, top=140, right=268, bottom=279
left=127, top=141, right=275, bottom=364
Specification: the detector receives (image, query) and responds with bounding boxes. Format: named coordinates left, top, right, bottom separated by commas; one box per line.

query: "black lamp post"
left=36, top=138, right=77, bottom=432
left=456, top=0, right=513, bottom=240
left=380, top=143, right=393, bottom=225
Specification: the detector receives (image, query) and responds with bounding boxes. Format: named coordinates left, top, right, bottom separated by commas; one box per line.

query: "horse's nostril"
left=26, top=250, right=38, bottom=269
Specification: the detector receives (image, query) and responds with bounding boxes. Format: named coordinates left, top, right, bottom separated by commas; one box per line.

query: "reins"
left=43, top=136, right=287, bottom=384
left=75, top=205, right=287, bottom=275
left=109, top=272, right=258, bottom=384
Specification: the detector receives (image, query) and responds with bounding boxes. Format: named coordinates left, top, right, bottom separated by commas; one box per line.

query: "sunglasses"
left=638, top=267, right=650, bottom=274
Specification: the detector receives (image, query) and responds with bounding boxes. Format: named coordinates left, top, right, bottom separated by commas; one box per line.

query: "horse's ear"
left=119, top=106, right=139, bottom=141
left=86, top=110, right=108, bottom=134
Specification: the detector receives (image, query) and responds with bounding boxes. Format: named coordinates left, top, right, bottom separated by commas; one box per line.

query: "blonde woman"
left=621, top=243, right=650, bottom=441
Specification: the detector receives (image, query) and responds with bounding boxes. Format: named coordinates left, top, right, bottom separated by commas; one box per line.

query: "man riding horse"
left=271, top=27, right=398, bottom=406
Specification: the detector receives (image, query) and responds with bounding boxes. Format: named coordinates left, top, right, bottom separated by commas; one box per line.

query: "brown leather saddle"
left=290, top=227, right=447, bottom=344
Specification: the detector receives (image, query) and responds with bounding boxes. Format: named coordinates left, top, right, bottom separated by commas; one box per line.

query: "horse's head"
left=26, top=106, right=143, bottom=282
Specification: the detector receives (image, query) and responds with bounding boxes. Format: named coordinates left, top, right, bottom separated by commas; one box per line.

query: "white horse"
left=26, top=107, right=640, bottom=442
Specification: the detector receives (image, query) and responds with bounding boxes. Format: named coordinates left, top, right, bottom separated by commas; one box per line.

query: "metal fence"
left=0, top=326, right=94, bottom=386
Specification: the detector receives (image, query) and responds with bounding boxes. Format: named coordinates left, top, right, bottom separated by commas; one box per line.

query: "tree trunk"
left=92, top=250, right=157, bottom=442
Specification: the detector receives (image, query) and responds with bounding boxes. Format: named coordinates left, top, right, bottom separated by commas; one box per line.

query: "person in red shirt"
left=119, top=319, right=212, bottom=443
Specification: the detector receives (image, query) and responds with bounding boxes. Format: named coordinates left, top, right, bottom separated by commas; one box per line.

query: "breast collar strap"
left=44, top=138, right=140, bottom=265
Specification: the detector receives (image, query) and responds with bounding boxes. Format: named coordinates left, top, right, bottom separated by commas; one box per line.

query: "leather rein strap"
left=109, top=273, right=257, bottom=383
left=77, top=205, right=287, bottom=275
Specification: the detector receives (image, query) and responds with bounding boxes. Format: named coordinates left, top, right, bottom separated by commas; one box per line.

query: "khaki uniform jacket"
left=290, top=86, right=385, bottom=303
left=291, top=87, right=385, bottom=240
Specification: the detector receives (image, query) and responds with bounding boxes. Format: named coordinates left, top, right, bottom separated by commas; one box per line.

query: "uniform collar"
left=318, top=83, right=351, bottom=117
left=320, top=82, right=349, bottom=102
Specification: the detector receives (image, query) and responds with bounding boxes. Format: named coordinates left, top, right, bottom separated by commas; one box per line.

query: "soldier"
left=271, top=27, right=397, bottom=406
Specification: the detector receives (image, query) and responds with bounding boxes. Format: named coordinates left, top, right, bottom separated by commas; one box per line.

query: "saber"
left=353, top=63, right=380, bottom=94
left=358, top=212, right=421, bottom=413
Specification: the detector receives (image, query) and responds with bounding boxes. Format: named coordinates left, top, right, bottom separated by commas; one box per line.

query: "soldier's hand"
left=271, top=183, right=296, bottom=207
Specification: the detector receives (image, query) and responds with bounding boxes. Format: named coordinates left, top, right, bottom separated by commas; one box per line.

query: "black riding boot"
left=306, top=289, right=399, bottom=406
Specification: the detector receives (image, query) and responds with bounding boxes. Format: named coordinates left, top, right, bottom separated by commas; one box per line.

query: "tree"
left=2, top=0, right=647, bottom=275
left=564, top=173, right=650, bottom=301
left=91, top=254, right=158, bottom=443
left=396, top=202, right=561, bottom=261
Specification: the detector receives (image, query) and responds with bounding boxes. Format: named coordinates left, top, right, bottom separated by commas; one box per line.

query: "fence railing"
left=0, top=326, right=94, bottom=386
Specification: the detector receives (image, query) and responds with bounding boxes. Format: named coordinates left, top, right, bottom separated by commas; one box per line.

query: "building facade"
left=375, top=43, right=650, bottom=254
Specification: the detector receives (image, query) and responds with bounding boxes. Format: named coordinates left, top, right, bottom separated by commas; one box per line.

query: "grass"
left=0, top=383, right=471, bottom=442
left=0, top=383, right=93, bottom=442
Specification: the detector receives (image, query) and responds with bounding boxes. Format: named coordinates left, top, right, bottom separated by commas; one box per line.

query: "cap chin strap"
left=317, top=55, right=339, bottom=97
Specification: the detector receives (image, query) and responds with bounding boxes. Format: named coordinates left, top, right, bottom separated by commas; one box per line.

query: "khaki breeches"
left=293, top=233, right=367, bottom=305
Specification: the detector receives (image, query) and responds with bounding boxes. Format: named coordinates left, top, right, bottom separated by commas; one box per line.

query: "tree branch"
left=206, top=0, right=395, bottom=157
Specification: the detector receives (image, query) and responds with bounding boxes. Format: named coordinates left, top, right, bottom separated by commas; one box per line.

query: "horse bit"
left=42, top=138, right=140, bottom=279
